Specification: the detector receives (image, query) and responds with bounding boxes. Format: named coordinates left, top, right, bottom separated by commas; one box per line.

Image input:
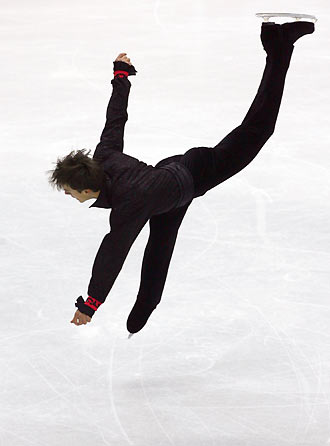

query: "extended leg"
left=180, top=22, right=314, bottom=197
left=209, top=40, right=294, bottom=187
left=126, top=199, right=192, bottom=334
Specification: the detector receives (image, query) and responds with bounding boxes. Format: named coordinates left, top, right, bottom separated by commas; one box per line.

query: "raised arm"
left=93, top=53, right=137, bottom=160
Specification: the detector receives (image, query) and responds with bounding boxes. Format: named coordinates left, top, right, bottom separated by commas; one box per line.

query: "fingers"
left=115, top=52, right=132, bottom=65
left=120, top=57, right=131, bottom=64
left=116, top=52, right=127, bottom=60
left=70, top=310, right=91, bottom=326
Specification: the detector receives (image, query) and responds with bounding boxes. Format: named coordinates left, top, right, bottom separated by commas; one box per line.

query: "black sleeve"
left=93, top=61, right=138, bottom=159
left=80, top=205, right=150, bottom=317
left=93, top=75, right=131, bottom=157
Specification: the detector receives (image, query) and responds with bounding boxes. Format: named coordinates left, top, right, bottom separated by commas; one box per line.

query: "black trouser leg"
left=126, top=200, right=192, bottom=332
left=180, top=43, right=295, bottom=198
left=138, top=202, right=191, bottom=306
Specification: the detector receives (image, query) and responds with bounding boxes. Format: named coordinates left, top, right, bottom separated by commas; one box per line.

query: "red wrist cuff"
left=114, top=70, right=129, bottom=78
left=84, top=296, right=103, bottom=311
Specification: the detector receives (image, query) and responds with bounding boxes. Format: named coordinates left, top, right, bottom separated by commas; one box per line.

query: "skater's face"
left=63, top=185, right=100, bottom=203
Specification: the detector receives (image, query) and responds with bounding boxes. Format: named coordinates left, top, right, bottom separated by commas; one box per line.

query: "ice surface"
left=1, top=0, right=330, bottom=445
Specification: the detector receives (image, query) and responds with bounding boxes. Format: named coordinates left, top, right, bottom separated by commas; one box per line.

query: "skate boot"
left=281, top=21, right=315, bottom=45
left=261, top=21, right=314, bottom=55
left=126, top=298, right=157, bottom=334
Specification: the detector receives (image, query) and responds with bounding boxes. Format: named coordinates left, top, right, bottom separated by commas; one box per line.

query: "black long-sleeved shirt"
left=75, top=63, right=194, bottom=318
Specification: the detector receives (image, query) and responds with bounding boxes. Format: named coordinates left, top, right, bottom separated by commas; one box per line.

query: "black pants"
left=136, top=42, right=294, bottom=309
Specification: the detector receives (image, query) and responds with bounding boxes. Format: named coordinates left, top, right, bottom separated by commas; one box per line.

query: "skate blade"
left=128, top=333, right=134, bottom=339
left=256, top=13, right=318, bottom=23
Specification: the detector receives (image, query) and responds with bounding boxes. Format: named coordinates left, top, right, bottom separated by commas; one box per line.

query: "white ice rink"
left=1, top=0, right=330, bottom=445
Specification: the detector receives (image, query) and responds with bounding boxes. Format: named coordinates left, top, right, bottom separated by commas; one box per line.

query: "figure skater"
left=47, top=20, right=315, bottom=335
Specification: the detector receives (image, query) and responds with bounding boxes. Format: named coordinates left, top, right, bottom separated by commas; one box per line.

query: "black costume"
left=75, top=21, right=315, bottom=333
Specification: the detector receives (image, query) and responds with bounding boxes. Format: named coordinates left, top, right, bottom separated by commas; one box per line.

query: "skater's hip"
left=158, top=160, right=195, bottom=208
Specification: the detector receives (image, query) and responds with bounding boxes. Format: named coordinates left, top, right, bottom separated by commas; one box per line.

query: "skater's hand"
left=115, top=52, right=132, bottom=66
left=70, top=309, right=92, bottom=326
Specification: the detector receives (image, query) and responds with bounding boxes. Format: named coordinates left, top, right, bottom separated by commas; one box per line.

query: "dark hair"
left=46, top=149, right=104, bottom=193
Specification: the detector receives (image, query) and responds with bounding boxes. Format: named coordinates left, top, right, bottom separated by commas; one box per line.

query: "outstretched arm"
left=74, top=202, right=150, bottom=319
left=93, top=53, right=137, bottom=160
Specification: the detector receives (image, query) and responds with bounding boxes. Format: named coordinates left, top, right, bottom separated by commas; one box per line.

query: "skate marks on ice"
left=110, top=327, right=218, bottom=445
left=243, top=302, right=330, bottom=445
left=256, top=13, right=318, bottom=23
left=107, top=334, right=136, bottom=445
left=136, top=345, right=215, bottom=446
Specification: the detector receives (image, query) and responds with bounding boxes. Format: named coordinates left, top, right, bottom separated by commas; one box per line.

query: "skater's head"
left=62, top=184, right=100, bottom=203
left=47, top=149, right=103, bottom=203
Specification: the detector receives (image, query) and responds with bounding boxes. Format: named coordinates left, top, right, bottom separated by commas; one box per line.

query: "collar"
left=89, top=173, right=113, bottom=209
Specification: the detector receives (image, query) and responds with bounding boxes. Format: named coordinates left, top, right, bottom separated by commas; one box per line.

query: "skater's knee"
left=247, top=123, right=275, bottom=144
left=265, top=123, right=275, bottom=137
left=245, top=123, right=274, bottom=137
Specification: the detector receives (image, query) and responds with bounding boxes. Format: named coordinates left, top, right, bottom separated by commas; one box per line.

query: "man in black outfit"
left=67, top=20, right=315, bottom=333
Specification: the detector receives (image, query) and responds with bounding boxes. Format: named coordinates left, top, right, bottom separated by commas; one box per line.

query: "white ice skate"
left=256, top=13, right=318, bottom=23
